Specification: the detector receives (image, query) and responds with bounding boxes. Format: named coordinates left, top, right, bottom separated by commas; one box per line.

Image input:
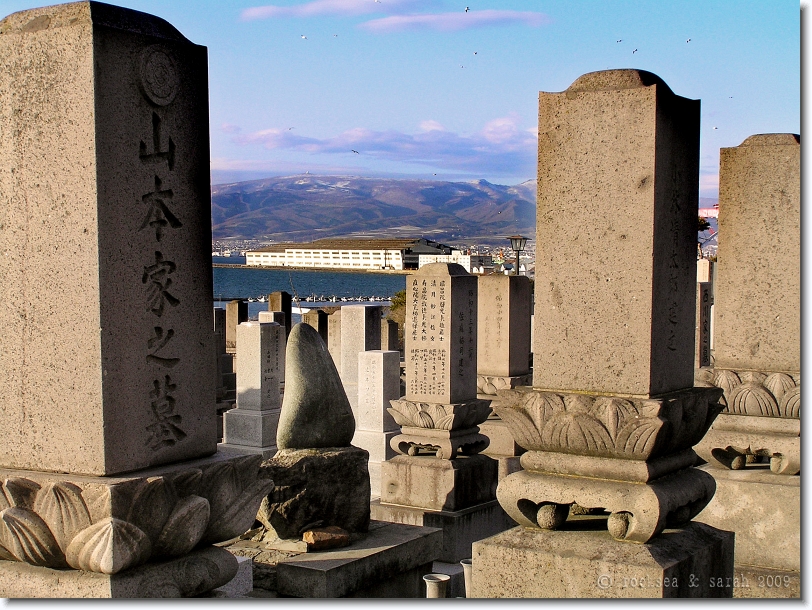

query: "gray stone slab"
left=694, top=464, right=799, bottom=572
left=0, top=545, right=237, bottom=598
left=258, top=310, right=286, bottom=324
left=713, top=134, right=800, bottom=373
left=479, top=417, right=525, bottom=457
left=340, top=305, right=382, bottom=395
left=0, top=0, right=216, bottom=476
left=477, top=274, right=531, bottom=377
left=328, top=310, right=342, bottom=371
left=534, top=70, right=700, bottom=397
left=356, top=350, right=401, bottom=432
left=371, top=498, right=515, bottom=563
left=275, top=521, right=442, bottom=598
left=303, top=309, right=329, bottom=345
left=381, top=318, right=399, bottom=351
left=226, top=300, right=248, bottom=350
left=730, top=565, right=800, bottom=599
left=267, top=292, right=292, bottom=337
left=695, top=282, right=712, bottom=368
left=472, top=521, right=734, bottom=598
left=213, top=555, right=253, bottom=598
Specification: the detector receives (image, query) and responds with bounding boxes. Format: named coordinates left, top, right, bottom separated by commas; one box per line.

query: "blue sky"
left=1, top=0, right=801, bottom=197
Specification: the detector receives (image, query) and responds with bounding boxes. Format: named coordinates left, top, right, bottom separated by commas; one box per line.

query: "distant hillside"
left=211, top=175, right=536, bottom=242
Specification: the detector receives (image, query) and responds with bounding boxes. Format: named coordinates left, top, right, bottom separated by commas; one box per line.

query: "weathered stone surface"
left=380, top=455, right=497, bottom=511
left=257, top=446, right=370, bottom=540
left=0, top=546, right=238, bottom=598
left=694, top=465, right=799, bottom=573
left=235, top=321, right=285, bottom=411
left=477, top=274, right=531, bottom=378
left=534, top=69, right=700, bottom=397
left=302, top=526, right=350, bottom=551
left=276, top=323, right=355, bottom=450
left=471, top=521, right=734, bottom=598
left=695, top=282, right=712, bottom=368
left=381, top=318, right=399, bottom=351
left=713, top=134, right=800, bottom=373
left=405, top=263, right=478, bottom=403
left=328, top=310, right=342, bottom=371
left=493, top=386, right=722, bottom=461
left=0, top=450, right=273, bottom=574
left=0, top=0, right=216, bottom=476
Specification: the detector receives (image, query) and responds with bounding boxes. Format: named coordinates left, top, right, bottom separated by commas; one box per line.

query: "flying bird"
left=686, top=38, right=691, bottom=42
left=288, top=127, right=294, bottom=130
left=465, top=7, right=470, bottom=12
left=474, top=51, right=477, bottom=55
left=351, top=149, right=360, bottom=154
left=301, top=35, right=307, bottom=39
left=616, top=39, right=622, bottom=43
left=713, top=127, right=718, bottom=130
left=632, top=48, right=638, bottom=53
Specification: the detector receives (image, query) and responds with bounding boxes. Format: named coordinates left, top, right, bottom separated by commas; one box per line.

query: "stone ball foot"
left=496, top=467, right=716, bottom=543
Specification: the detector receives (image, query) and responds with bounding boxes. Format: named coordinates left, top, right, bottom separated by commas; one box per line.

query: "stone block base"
left=353, top=430, right=398, bottom=498
left=731, top=565, right=800, bottom=599
left=0, top=547, right=238, bottom=598
left=371, top=498, right=515, bottom=563
left=471, top=520, right=734, bottom=598
left=257, top=446, right=371, bottom=540
left=694, top=464, right=799, bottom=572
left=222, top=408, right=281, bottom=449
left=380, top=454, right=497, bottom=511
left=275, top=520, right=442, bottom=597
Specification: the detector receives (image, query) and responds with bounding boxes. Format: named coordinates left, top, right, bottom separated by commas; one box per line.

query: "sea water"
left=212, top=257, right=407, bottom=321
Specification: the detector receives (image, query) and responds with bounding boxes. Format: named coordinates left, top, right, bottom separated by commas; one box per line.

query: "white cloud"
left=241, top=0, right=429, bottom=20
left=359, top=10, right=550, bottom=33
left=231, top=116, right=537, bottom=176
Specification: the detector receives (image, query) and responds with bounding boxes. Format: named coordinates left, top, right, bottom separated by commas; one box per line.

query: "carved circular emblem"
left=139, top=46, right=179, bottom=106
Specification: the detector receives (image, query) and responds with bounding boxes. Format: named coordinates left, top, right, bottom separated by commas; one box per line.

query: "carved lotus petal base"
left=390, top=427, right=490, bottom=460
left=0, top=449, right=272, bottom=574
left=476, top=374, right=532, bottom=397
left=694, top=414, right=800, bottom=475
left=387, top=399, right=492, bottom=432
left=695, top=367, right=800, bottom=419
left=496, top=467, right=716, bottom=544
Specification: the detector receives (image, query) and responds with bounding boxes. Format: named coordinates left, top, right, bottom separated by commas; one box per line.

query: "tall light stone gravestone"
left=374, top=264, right=513, bottom=563
left=694, top=134, right=800, bottom=598
left=340, top=304, right=382, bottom=410
left=353, top=350, right=401, bottom=497
left=221, top=321, right=286, bottom=457
left=476, top=275, right=532, bottom=472
left=474, top=71, right=732, bottom=599
left=268, top=291, right=292, bottom=337
left=303, top=308, right=329, bottom=346
left=328, top=310, right=342, bottom=371
left=0, top=2, right=271, bottom=597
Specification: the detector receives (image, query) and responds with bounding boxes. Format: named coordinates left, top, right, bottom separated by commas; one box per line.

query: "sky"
left=0, top=0, right=802, bottom=198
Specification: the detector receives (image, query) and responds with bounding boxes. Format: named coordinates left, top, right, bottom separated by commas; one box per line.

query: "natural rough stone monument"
left=693, top=134, right=800, bottom=597
left=0, top=1, right=273, bottom=597
left=374, top=264, right=513, bottom=563
left=221, top=321, right=286, bottom=457
left=476, top=70, right=732, bottom=598
left=256, top=323, right=370, bottom=541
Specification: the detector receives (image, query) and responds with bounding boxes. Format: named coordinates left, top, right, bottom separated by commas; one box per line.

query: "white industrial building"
left=245, top=238, right=466, bottom=271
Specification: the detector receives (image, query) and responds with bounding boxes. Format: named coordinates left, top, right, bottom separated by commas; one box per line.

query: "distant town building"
left=418, top=251, right=493, bottom=273
left=245, top=237, right=466, bottom=271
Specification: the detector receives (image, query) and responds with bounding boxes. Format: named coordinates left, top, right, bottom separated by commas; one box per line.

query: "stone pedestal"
left=371, top=499, right=514, bottom=563
left=274, top=521, right=441, bottom=598
left=471, top=521, right=734, bottom=598
left=381, top=318, right=399, bottom=351
left=380, top=454, right=496, bottom=512
left=694, top=465, right=799, bottom=598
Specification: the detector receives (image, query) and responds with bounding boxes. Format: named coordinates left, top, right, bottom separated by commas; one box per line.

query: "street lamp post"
left=508, top=235, right=528, bottom=276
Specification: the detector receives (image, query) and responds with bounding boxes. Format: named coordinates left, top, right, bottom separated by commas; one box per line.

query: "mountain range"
left=211, top=175, right=536, bottom=243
